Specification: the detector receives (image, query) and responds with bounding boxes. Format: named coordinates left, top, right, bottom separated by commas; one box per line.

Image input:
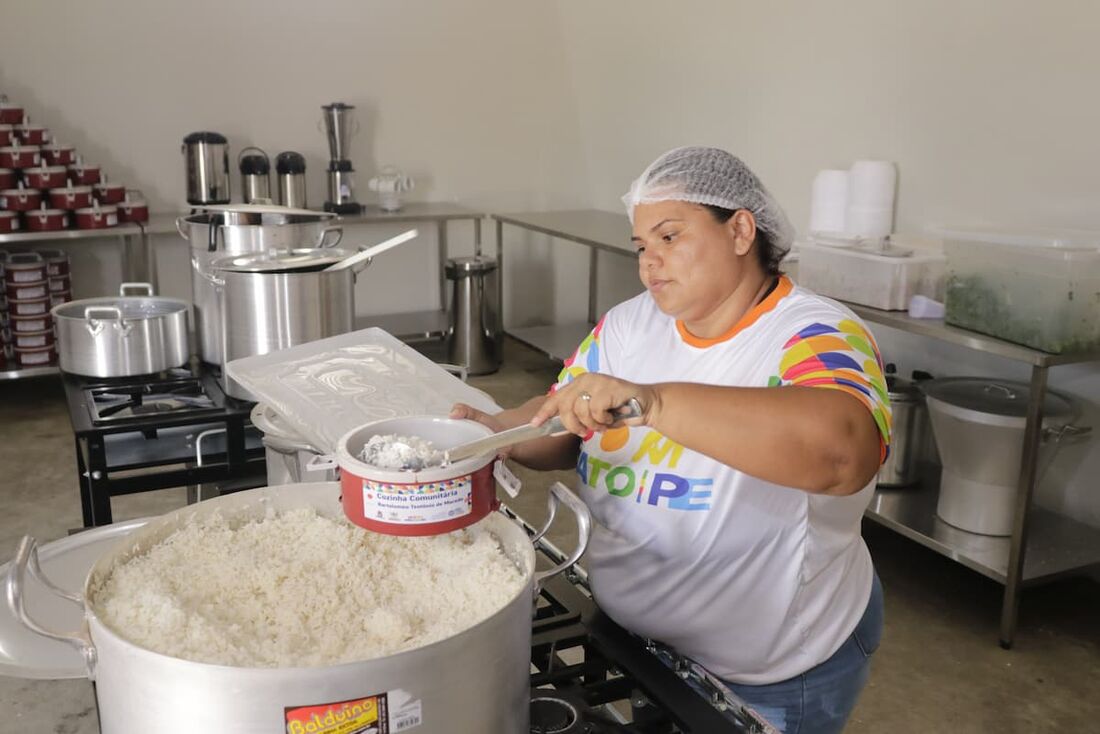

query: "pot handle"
left=1042, top=424, right=1092, bottom=443
left=119, top=282, right=154, bottom=297
left=318, top=224, right=344, bottom=248
left=305, top=454, right=338, bottom=473
left=174, top=215, right=189, bottom=240
left=84, top=306, right=129, bottom=337
left=208, top=219, right=222, bottom=252
left=532, top=482, right=591, bottom=595
left=493, top=460, right=522, bottom=499
left=191, top=257, right=225, bottom=287
left=5, top=536, right=97, bottom=676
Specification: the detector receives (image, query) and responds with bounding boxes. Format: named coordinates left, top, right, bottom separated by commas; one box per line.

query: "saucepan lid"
left=921, top=377, right=1075, bottom=425
left=212, top=247, right=356, bottom=273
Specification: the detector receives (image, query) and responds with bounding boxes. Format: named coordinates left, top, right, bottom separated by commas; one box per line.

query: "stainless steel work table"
left=335, top=203, right=486, bottom=342
left=491, top=208, right=1100, bottom=647
left=492, top=210, right=635, bottom=361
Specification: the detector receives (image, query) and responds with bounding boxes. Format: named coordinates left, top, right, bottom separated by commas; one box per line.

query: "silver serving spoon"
left=444, top=397, right=644, bottom=465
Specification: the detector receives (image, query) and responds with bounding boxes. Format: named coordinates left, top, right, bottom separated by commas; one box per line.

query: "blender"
left=321, top=102, right=362, bottom=214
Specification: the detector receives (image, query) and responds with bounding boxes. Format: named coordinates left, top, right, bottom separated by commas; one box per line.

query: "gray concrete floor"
left=0, top=338, right=1097, bottom=732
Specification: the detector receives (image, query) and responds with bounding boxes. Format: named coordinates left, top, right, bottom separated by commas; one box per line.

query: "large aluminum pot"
left=6, top=481, right=590, bottom=733
left=51, top=283, right=190, bottom=377
left=877, top=373, right=927, bottom=488
left=178, top=204, right=342, bottom=364
left=923, top=377, right=1091, bottom=535
left=208, top=248, right=365, bottom=400
left=250, top=403, right=336, bottom=484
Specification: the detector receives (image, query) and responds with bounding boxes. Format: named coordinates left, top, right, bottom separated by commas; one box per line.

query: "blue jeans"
left=725, top=572, right=884, bottom=734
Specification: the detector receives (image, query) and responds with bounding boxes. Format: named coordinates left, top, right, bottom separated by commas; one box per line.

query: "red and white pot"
left=9, top=312, right=51, bottom=334
left=74, top=203, right=118, bottom=229
left=117, top=190, right=149, bottom=223
left=24, top=205, right=68, bottom=232
left=0, top=167, right=15, bottom=189
left=13, top=343, right=57, bottom=367
left=0, top=186, right=42, bottom=212
left=7, top=296, right=50, bottom=316
left=4, top=253, right=47, bottom=284
left=12, top=328, right=54, bottom=350
left=0, top=210, right=19, bottom=233
left=23, top=164, right=67, bottom=190
left=48, top=289, right=72, bottom=307
left=0, top=125, right=13, bottom=147
left=15, top=123, right=48, bottom=145
left=0, top=99, right=22, bottom=125
left=334, top=416, right=521, bottom=536
left=42, top=144, right=76, bottom=166
left=0, top=144, right=41, bottom=169
left=40, top=249, right=70, bottom=277
left=67, top=162, right=101, bottom=186
left=48, top=274, right=70, bottom=292
left=49, top=183, right=93, bottom=210
left=93, top=180, right=126, bottom=204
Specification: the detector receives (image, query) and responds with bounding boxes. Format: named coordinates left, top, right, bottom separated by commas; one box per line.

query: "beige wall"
left=0, top=0, right=590, bottom=323
left=551, top=0, right=1100, bottom=525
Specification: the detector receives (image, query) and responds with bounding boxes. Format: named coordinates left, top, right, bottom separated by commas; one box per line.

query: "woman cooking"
left=453, top=146, right=888, bottom=733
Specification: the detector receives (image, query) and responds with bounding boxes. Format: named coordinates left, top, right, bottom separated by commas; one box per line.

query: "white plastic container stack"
left=796, top=238, right=944, bottom=311
left=845, top=160, right=896, bottom=239
left=809, top=169, right=849, bottom=234
left=942, top=228, right=1100, bottom=354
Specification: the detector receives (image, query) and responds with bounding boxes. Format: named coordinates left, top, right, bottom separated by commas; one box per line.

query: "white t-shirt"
left=553, top=276, right=891, bottom=685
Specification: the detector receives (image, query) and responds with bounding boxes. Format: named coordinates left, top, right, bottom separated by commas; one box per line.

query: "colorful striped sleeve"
left=551, top=316, right=605, bottom=393
left=769, top=318, right=892, bottom=461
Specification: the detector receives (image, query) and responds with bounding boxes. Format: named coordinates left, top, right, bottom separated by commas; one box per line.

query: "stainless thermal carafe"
left=238, top=147, right=271, bottom=205
left=275, top=151, right=307, bottom=209
left=182, top=131, right=230, bottom=205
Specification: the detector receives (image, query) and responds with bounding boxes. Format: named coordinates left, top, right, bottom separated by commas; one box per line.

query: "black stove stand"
left=62, top=364, right=267, bottom=527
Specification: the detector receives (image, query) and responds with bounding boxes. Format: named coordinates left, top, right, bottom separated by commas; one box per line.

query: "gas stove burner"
left=84, top=377, right=224, bottom=425
left=530, top=696, right=580, bottom=734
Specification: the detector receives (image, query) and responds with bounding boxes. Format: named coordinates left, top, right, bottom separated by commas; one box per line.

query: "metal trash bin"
left=445, top=255, right=501, bottom=375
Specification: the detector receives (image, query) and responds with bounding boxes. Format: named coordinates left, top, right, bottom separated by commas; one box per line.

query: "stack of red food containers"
left=0, top=94, right=148, bottom=233
left=2, top=251, right=58, bottom=368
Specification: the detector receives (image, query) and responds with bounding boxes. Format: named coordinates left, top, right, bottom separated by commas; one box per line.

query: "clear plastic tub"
left=795, top=239, right=944, bottom=310
left=942, top=228, right=1100, bottom=354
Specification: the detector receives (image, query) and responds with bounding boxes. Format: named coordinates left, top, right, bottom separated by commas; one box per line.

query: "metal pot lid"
left=212, top=247, right=355, bottom=273
left=921, top=377, right=1074, bottom=419
left=54, top=295, right=189, bottom=320
left=0, top=518, right=148, bottom=679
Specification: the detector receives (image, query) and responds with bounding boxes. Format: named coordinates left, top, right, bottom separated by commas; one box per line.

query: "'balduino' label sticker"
left=362, top=475, right=473, bottom=524
left=284, top=691, right=423, bottom=733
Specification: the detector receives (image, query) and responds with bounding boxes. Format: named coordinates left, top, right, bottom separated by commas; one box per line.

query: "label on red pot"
left=284, top=691, right=421, bottom=734
left=361, top=475, right=473, bottom=525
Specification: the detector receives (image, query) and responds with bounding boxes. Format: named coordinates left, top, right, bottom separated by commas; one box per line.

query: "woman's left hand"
left=532, top=373, right=656, bottom=437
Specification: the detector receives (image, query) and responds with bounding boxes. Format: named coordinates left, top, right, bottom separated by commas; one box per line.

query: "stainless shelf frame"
left=490, top=208, right=1100, bottom=648
left=0, top=365, right=58, bottom=381
left=492, top=210, right=635, bottom=361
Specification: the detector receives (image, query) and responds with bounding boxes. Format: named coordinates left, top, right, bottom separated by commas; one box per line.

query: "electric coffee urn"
left=182, top=131, right=230, bottom=206
left=321, top=102, right=362, bottom=214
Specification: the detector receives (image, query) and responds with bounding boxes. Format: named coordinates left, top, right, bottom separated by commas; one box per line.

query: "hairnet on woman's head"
left=622, top=146, right=795, bottom=253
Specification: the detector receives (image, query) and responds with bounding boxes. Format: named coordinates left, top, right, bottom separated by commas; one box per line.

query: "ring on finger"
left=580, top=391, right=592, bottom=402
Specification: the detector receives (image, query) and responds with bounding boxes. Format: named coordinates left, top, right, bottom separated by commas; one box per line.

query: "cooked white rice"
left=93, top=508, right=525, bottom=668
left=359, top=433, right=445, bottom=471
